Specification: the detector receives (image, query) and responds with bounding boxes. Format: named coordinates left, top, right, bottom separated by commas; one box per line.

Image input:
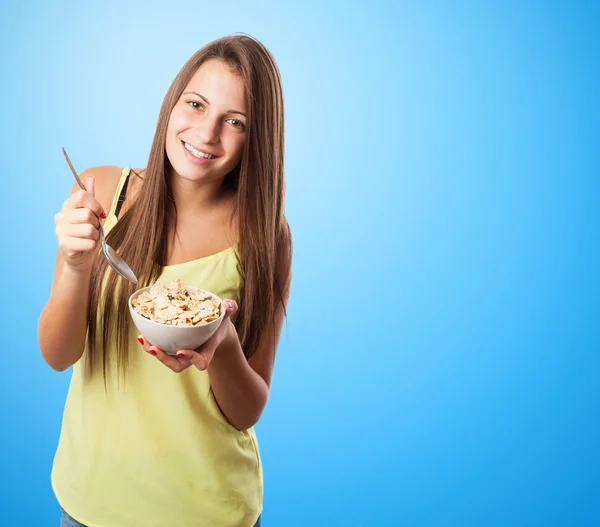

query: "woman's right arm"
left=38, top=252, right=95, bottom=371
left=38, top=168, right=114, bottom=371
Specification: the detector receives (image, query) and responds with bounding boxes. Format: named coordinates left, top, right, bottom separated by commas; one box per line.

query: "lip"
left=181, top=141, right=219, bottom=165
left=181, top=140, right=219, bottom=158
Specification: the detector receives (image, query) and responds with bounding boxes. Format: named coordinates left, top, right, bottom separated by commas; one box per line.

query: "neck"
left=168, top=171, right=228, bottom=215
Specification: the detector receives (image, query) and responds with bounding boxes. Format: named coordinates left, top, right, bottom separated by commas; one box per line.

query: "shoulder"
left=79, top=164, right=124, bottom=184
left=77, top=165, right=125, bottom=215
left=276, top=219, right=293, bottom=294
left=277, top=219, right=292, bottom=257
left=79, top=165, right=146, bottom=216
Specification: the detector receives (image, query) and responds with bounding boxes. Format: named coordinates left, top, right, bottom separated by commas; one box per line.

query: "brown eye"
left=187, top=101, right=203, bottom=110
left=227, top=118, right=245, bottom=130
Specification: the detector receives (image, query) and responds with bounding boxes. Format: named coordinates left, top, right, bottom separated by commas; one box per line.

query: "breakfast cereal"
left=132, top=279, right=221, bottom=326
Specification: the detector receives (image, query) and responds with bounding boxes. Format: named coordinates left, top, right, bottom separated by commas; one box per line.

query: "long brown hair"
left=86, top=34, right=290, bottom=382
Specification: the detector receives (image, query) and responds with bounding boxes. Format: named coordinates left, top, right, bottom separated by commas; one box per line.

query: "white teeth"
left=184, top=142, right=215, bottom=159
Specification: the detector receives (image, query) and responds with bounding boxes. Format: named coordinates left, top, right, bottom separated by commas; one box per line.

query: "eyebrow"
left=183, top=91, right=246, bottom=117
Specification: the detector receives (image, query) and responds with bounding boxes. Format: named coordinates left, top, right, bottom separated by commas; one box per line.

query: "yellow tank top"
left=51, top=167, right=263, bottom=527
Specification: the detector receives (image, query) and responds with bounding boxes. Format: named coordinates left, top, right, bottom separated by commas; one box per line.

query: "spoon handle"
left=62, top=148, right=86, bottom=190
left=62, top=147, right=106, bottom=237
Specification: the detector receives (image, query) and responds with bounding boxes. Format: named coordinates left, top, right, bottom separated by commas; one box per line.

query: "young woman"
left=38, top=34, right=292, bottom=527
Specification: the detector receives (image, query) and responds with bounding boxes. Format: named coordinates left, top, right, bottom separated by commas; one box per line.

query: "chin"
left=171, top=157, right=230, bottom=183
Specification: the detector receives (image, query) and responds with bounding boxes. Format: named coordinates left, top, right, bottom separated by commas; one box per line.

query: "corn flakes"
left=132, top=279, right=221, bottom=326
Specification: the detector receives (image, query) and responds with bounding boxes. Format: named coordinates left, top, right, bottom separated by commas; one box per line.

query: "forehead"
left=185, top=59, right=246, bottom=110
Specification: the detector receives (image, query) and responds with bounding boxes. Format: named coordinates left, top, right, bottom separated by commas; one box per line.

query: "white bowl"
left=128, top=284, right=225, bottom=355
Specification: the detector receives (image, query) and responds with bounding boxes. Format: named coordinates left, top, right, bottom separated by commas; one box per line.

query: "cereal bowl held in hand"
left=128, top=279, right=226, bottom=355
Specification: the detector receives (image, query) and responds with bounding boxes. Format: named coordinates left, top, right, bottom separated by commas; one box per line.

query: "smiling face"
left=165, top=59, right=248, bottom=184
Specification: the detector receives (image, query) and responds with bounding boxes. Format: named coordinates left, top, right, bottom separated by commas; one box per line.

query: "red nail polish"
left=137, top=336, right=144, bottom=345
left=176, top=352, right=185, bottom=358
left=100, top=211, right=107, bottom=219
left=148, top=348, right=157, bottom=356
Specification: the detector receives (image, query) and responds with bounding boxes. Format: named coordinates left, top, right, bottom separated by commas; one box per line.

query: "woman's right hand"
left=54, top=176, right=107, bottom=273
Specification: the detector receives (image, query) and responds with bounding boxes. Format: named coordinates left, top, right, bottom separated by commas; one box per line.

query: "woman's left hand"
left=136, top=299, right=238, bottom=373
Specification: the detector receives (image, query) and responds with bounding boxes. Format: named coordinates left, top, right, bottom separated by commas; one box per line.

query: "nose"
left=194, top=116, right=220, bottom=144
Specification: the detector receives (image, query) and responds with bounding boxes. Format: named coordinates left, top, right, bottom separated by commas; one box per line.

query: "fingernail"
left=137, top=336, right=144, bottom=345
left=148, top=348, right=157, bottom=356
left=227, top=301, right=233, bottom=309
left=176, top=352, right=185, bottom=358
left=100, top=211, right=107, bottom=219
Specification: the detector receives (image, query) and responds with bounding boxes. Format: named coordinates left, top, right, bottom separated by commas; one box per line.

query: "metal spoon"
left=62, top=147, right=139, bottom=284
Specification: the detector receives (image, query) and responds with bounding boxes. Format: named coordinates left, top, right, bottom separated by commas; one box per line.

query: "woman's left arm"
left=203, top=231, right=292, bottom=430
left=202, top=295, right=287, bottom=431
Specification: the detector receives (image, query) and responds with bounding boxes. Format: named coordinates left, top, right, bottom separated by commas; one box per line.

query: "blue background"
left=1, top=0, right=598, bottom=525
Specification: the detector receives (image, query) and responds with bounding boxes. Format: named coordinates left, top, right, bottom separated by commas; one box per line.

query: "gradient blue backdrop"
left=1, top=0, right=598, bottom=525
